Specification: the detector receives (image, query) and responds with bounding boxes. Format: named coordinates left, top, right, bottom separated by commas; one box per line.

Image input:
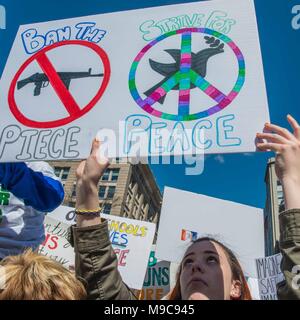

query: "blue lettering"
left=21, top=29, right=45, bottom=54
left=123, top=115, right=152, bottom=154
left=167, top=122, right=190, bottom=152
left=123, top=114, right=242, bottom=154
left=120, top=233, right=128, bottom=246
left=216, top=114, right=241, bottom=147
left=192, top=119, right=212, bottom=150
left=110, top=231, right=119, bottom=244
left=75, top=22, right=107, bottom=43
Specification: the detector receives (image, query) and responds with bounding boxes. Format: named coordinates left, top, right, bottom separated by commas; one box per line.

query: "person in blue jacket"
left=0, top=161, right=64, bottom=259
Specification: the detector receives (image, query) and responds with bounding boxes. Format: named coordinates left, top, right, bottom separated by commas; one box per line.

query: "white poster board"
left=0, top=0, right=269, bottom=162
left=255, top=253, right=284, bottom=300
left=49, top=205, right=156, bottom=289
left=156, top=187, right=265, bottom=278
left=38, top=215, right=74, bottom=270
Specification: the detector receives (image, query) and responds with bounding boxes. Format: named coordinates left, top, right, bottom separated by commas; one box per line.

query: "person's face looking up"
left=180, top=240, right=242, bottom=300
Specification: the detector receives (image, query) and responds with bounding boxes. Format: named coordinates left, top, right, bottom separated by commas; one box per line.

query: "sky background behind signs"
left=0, top=0, right=299, bottom=208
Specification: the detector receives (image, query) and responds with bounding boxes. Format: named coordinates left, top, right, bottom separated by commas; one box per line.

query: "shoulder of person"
left=25, top=161, right=59, bottom=180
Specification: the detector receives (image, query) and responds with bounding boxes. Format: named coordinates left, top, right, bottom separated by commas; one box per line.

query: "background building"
left=264, top=157, right=285, bottom=256
left=48, top=160, right=162, bottom=225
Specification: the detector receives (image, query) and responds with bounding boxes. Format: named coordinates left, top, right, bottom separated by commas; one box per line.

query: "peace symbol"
left=129, top=28, right=245, bottom=121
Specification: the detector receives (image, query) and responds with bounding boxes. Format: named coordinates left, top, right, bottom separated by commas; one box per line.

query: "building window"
left=101, top=170, right=110, bottom=181
left=111, top=169, right=120, bottom=181
left=102, top=203, right=112, bottom=214
left=54, top=167, right=70, bottom=181
left=99, top=186, right=106, bottom=199
left=101, top=168, right=120, bottom=182
left=107, top=186, right=116, bottom=199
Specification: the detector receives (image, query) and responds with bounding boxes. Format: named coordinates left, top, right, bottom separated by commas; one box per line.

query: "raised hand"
left=76, top=138, right=109, bottom=213
left=76, top=138, right=109, bottom=187
left=256, top=115, right=300, bottom=209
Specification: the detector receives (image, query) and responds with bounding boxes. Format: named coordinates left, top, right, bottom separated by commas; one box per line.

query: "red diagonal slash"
left=8, top=40, right=111, bottom=129
left=36, top=53, right=81, bottom=115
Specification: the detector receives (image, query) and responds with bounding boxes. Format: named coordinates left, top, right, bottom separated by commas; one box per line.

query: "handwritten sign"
left=0, top=0, right=269, bottom=161
left=138, top=246, right=170, bottom=300
left=255, top=253, right=284, bottom=300
left=50, top=205, right=156, bottom=289
left=38, top=215, right=74, bottom=270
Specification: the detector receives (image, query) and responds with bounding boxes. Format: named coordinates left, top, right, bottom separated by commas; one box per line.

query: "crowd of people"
left=0, top=115, right=299, bottom=300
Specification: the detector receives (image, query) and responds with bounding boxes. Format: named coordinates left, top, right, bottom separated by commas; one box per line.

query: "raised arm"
left=72, top=139, right=136, bottom=300
left=256, top=115, right=300, bottom=299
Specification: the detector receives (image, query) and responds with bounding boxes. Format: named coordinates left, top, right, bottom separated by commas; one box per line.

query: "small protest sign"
left=255, top=253, right=284, bottom=300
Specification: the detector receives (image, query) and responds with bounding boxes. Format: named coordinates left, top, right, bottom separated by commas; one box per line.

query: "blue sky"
left=0, top=0, right=299, bottom=208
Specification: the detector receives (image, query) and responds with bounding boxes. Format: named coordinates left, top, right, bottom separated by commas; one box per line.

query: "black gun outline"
left=17, top=68, right=104, bottom=96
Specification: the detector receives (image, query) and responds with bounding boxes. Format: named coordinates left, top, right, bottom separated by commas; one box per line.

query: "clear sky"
left=0, top=0, right=299, bottom=208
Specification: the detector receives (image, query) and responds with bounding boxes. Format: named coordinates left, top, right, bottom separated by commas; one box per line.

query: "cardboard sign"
left=138, top=246, right=170, bottom=300
left=255, top=253, right=284, bottom=300
left=38, top=215, right=74, bottom=270
left=49, top=205, right=156, bottom=289
left=0, top=0, right=269, bottom=161
left=156, top=187, right=265, bottom=278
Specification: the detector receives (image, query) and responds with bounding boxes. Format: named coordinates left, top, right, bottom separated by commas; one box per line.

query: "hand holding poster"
left=0, top=0, right=269, bottom=162
left=49, top=205, right=156, bottom=289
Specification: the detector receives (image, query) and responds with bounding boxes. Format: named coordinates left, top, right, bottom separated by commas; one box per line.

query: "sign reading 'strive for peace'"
left=0, top=0, right=269, bottom=162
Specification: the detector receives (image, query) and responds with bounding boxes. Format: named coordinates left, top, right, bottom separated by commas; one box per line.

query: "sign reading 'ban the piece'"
left=0, top=0, right=270, bottom=162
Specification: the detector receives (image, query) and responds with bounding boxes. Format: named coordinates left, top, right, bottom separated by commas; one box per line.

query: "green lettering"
left=0, top=190, right=10, bottom=205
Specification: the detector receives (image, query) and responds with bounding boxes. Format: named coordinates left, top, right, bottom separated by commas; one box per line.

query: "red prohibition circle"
left=8, top=40, right=111, bottom=128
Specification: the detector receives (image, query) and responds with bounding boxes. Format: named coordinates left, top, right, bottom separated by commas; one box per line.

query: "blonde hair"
left=0, top=249, right=86, bottom=300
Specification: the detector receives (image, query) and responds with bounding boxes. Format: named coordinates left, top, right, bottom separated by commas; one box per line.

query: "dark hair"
left=168, top=237, right=252, bottom=300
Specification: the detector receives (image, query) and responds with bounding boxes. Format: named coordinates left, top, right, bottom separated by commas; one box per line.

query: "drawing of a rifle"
left=17, top=68, right=104, bottom=96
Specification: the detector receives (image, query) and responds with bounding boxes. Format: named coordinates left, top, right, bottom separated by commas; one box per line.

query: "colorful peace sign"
left=129, top=28, right=245, bottom=121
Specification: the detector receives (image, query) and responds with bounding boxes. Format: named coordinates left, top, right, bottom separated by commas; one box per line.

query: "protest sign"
left=49, top=205, right=156, bottom=289
left=0, top=0, right=269, bottom=161
left=38, top=215, right=74, bottom=270
left=255, top=253, right=284, bottom=300
left=138, top=246, right=170, bottom=300
left=156, top=187, right=265, bottom=278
